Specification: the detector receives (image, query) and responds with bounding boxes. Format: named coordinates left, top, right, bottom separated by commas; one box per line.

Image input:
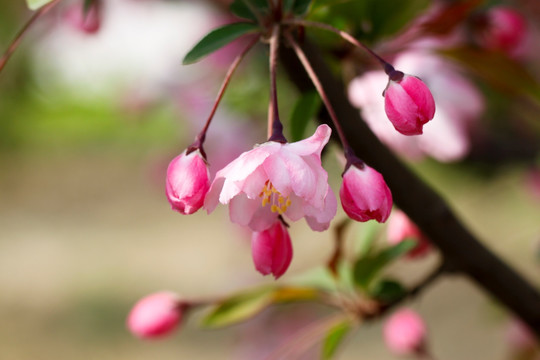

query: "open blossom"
left=204, top=125, right=337, bottom=232
left=384, top=73, right=436, bottom=136
left=340, top=164, right=392, bottom=223
left=383, top=309, right=427, bottom=355
left=251, top=221, right=293, bottom=279
left=166, top=149, right=210, bottom=215
left=127, top=292, right=183, bottom=339
left=387, top=210, right=431, bottom=258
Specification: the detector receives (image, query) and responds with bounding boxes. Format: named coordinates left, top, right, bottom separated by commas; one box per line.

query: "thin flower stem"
left=285, top=19, right=395, bottom=73
left=192, top=35, right=259, bottom=152
left=284, top=32, right=351, bottom=150
left=267, top=24, right=287, bottom=142
left=0, top=0, right=62, bottom=76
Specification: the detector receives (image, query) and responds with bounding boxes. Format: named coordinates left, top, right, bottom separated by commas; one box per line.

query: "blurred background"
left=0, top=0, right=539, bottom=359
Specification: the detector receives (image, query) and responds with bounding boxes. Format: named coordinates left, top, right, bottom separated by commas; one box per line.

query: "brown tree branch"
left=279, top=38, right=540, bottom=337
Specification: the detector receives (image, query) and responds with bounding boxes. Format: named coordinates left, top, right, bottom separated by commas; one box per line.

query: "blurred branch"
left=279, top=37, right=540, bottom=337
left=0, top=0, right=61, bottom=76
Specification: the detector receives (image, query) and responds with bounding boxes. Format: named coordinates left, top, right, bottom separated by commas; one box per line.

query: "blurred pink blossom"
left=383, top=308, right=427, bottom=355
left=127, top=291, right=183, bottom=339
left=480, top=7, right=527, bottom=57
left=204, top=125, right=337, bottom=232
left=64, top=0, right=102, bottom=34
left=505, top=318, right=538, bottom=351
left=251, top=221, right=293, bottom=279
left=340, top=163, right=393, bottom=223
left=349, top=51, right=484, bottom=162
left=387, top=209, right=432, bottom=258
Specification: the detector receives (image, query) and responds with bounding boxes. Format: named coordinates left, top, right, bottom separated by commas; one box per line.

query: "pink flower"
left=505, top=318, right=538, bottom=351
left=64, top=0, right=102, bottom=34
left=387, top=210, right=431, bottom=258
left=127, top=292, right=183, bottom=339
left=384, top=73, right=436, bottom=136
left=483, top=7, right=527, bottom=56
left=340, top=164, right=392, bottom=223
left=383, top=309, right=427, bottom=355
left=166, top=149, right=210, bottom=215
left=251, top=221, right=293, bottom=279
left=204, top=125, right=337, bottom=232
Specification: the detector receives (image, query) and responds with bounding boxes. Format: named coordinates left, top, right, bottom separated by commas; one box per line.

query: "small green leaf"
left=289, top=91, right=321, bottom=141
left=230, top=0, right=268, bottom=21
left=26, top=0, right=54, bottom=11
left=370, top=278, right=406, bottom=303
left=353, top=239, right=416, bottom=289
left=272, top=287, right=319, bottom=302
left=322, top=321, right=351, bottom=360
left=202, top=288, right=274, bottom=328
left=183, top=22, right=259, bottom=65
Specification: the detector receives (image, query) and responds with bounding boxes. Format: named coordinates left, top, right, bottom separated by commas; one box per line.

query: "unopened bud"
left=383, top=309, right=427, bottom=355
left=251, top=221, right=293, bottom=279
left=340, top=164, right=393, bottom=223
left=127, top=292, right=183, bottom=339
left=166, top=149, right=210, bottom=215
left=384, top=74, right=436, bottom=136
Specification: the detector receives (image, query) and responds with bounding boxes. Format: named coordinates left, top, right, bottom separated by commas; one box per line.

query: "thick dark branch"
left=280, top=39, right=540, bottom=337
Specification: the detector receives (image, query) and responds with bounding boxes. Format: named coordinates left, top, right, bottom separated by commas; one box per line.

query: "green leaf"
left=183, top=22, right=259, bottom=65
left=230, top=0, right=269, bottom=21
left=26, top=0, right=54, bottom=11
left=293, top=0, right=313, bottom=15
left=322, top=321, right=351, bottom=360
left=370, top=278, right=406, bottom=303
left=353, top=239, right=416, bottom=289
left=201, top=286, right=319, bottom=328
left=355, top=221, right=381, bottom=257
left=289, top=91, right=321, bottom=141
left=202, top=288, right=274, bottom=328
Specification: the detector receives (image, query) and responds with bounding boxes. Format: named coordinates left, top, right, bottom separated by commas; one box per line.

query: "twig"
left=0, top=0, right=61, bottom=75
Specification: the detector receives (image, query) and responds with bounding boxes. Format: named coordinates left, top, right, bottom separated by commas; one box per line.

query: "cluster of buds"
left=128, top=1, right=439, bottom=341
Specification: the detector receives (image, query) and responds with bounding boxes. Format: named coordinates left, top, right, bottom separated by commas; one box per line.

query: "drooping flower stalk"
left=0, top=0, right=62, bottom=75
left=267, top=24, right=287, bottom=143
left=190, top=35, right=259, bottom=156
left=284, top=32, right=352, bottom=154
left=284, top=19, right=394, bottom=73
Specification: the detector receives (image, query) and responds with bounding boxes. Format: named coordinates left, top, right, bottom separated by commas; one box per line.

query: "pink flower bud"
left=505, top=318, right=538, bottom=351
left=251, top=221, right=293, bottom=279
left=383, top=309, right=427, bottom=355
left=127, top=292, right=183, bottom=339
left=384, top=74, right=436, bottom=136
left=166, top=149, right=210, bottom=215
left=483, top=7, right=527, bottom=56
left=387, top=210, right=432, bottom=258
left=64, top=0, right=102, bottom=34
left=340, top=164, right=393, bottom=223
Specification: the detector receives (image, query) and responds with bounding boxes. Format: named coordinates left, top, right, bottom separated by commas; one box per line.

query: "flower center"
left=259, top=180, right=291, bottom=215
